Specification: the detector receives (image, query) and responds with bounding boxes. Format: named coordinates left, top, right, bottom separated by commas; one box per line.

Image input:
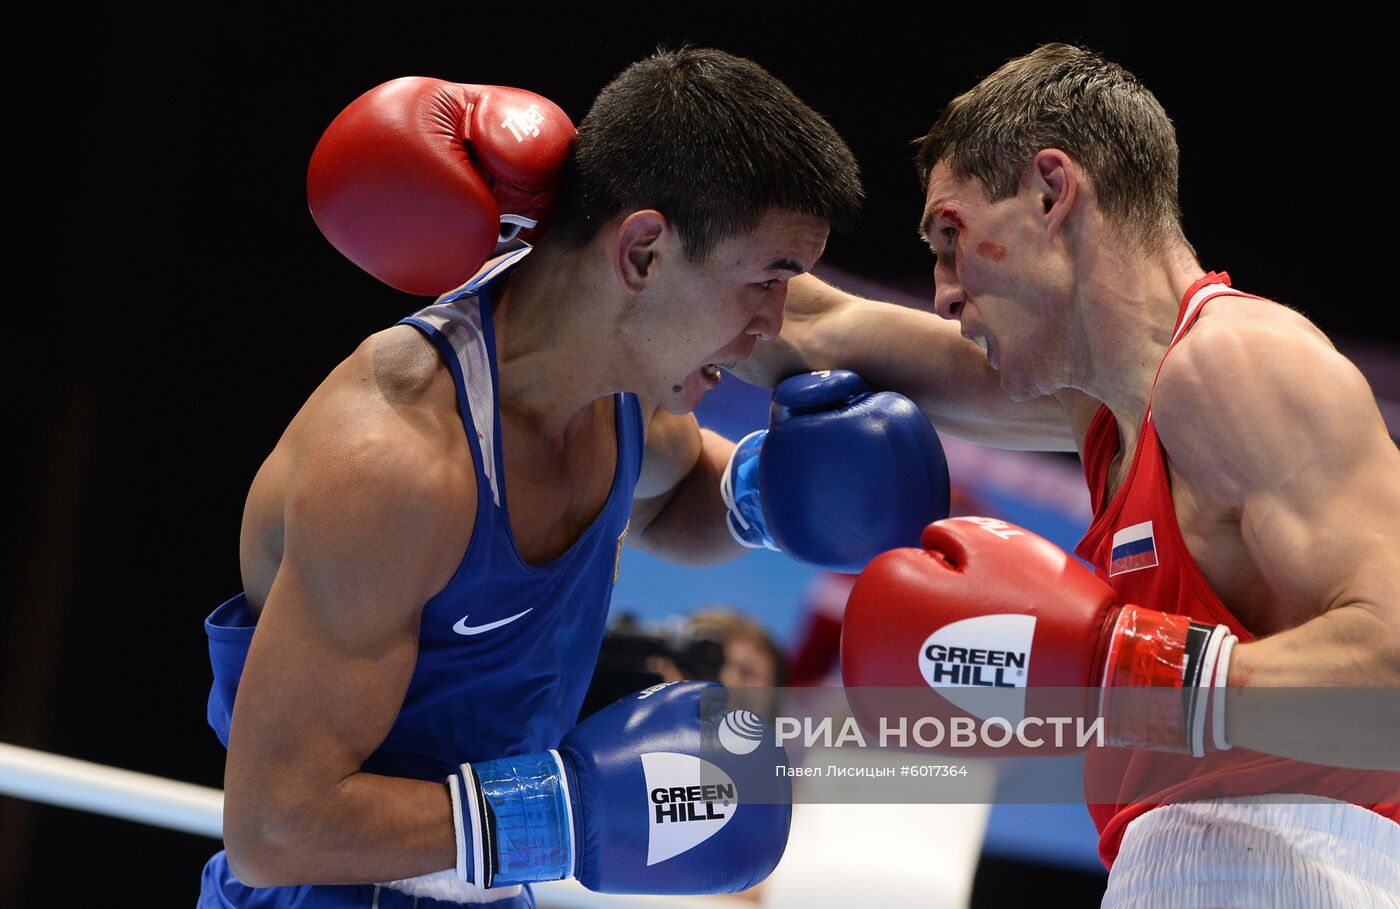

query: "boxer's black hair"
left=915, top=43, right=1188, bottom=254
left=548, top=46, right=862, bottom=260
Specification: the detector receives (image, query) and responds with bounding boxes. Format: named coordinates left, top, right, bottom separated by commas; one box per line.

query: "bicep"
left=1161, top=322, right=1400, bottom=614
left=1238, top=377, right=1400, bottom=615
left=630, top=405, right=706, bottom=530
left=1232, top=376, right=1400, bottom=688
left=629, top=409, right=739, bottom=564
left=227, top=558, right=421, bottom=796
left=633, top=404, right=706, bottom=499
left=225, top=442, right=471, bottom=821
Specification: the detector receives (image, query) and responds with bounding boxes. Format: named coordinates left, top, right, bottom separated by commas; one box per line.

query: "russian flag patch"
left=1109, top=521, right=1158, bottom=576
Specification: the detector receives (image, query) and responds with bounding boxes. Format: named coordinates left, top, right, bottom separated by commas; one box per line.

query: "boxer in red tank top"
left=743, top=42, right=1400, bottom=903
left=1074, top=272, right=1398, bottom=867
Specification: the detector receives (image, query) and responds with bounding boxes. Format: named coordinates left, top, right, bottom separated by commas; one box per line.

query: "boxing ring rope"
left=0, top=741, right=758, bottom=908
left=0, top=739, right=993, bottom=907
left=0, top=741, right=224, bottom=838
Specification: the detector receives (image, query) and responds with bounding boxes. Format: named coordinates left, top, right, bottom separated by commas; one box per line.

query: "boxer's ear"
left=614, top=209, right=668, bottom=293
left=1030, top=148, right=1079, bottom=240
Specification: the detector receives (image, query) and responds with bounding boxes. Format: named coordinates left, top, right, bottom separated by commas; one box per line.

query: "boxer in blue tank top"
left=202, top=248, right=643, bottom=907
left=197, top=48, right=867, bottom=907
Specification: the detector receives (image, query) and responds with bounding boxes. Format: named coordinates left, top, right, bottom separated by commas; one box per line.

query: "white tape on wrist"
left=1211, top=635, right=1237, bottom=752
left=448, top=763, right=489, bottom=885
left=547, top=749, right=577, bottom=880
left=448, top=769, right=466, bottom=881
left=379, top=869, right=521, bottom=902
left=1189, top=625, right=1229, bottom=757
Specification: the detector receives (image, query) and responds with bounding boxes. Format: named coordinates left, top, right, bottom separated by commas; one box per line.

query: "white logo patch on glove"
left=641, top=753, right=738, bottom=865
left=919, top=614, right=1035, bottom=721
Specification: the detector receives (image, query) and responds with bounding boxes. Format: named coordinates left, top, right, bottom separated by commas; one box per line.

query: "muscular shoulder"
left=1156, top=297, right=1326, bottom=404
left=308, top=328, right=469, bottom=510
left=1152, top=297, right=1379, bottom=502
left=262, top=327, right=475, bottom=624
left=294, top=325, right=465, bottom=458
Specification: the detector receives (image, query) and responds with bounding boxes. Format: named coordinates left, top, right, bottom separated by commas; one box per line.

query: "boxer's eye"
left=757, top=279, right=778, bottom=291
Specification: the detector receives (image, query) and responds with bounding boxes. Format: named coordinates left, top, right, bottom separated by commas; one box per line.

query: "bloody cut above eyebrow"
left=919, top=205, right=966, bottom=241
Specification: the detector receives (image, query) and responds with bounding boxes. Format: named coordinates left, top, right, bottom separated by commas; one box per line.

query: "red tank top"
left=1073, top=272, right=1399, bottom=868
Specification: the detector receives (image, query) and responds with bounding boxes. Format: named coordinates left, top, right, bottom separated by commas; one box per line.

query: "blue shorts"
left=198, top=851, right=538, bottom=909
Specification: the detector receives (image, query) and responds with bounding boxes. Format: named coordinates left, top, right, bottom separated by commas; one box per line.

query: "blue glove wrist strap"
left=722, top=430, right=777, bottom=550
left=452, top=750, right=574, bottom=887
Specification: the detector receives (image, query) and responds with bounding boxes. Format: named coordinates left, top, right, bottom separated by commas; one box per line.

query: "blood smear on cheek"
left=976, top=241, right=1007, bottom=262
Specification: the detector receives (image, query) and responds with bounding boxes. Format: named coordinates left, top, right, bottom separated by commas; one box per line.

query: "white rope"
left=0, top=741, right=224, bottom=838
left=0, top=741, right=756, bottom=908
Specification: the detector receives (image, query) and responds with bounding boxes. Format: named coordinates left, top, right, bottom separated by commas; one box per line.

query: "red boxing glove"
left=307, top=78, right=574, bottom=296
left=841, top=517, right=1237, bottom=757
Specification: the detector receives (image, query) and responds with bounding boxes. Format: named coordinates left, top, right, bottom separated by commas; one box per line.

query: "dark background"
left=4, top=8, right=1394, bottom=905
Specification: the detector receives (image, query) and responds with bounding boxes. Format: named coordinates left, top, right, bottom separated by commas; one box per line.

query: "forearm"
left=628, top=429, right=746, bottom=566
left=730, top=273, right=851, bottom=388
left=226, top=771, right=456, bottom=887
left=733, top=276, right=946, bottom=393
left=1223, top=604, right=1400, bottom=769
left=735, top=276, right=1076, bottom=451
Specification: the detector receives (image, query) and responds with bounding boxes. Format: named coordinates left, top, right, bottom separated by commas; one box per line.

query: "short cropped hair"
left=915, top=44, right=1186, bottom=250
left=548, top=46, right=862, bottom=259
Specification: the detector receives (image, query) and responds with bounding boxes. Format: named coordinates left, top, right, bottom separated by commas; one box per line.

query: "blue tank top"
left=201, top=248, right=645, bottom=906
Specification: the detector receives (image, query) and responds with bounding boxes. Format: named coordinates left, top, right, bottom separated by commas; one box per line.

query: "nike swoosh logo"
left=452, top=608, right=533, bottom=636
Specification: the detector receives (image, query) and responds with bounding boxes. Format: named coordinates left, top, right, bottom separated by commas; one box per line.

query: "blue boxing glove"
left=448, top=681, right=791, bottom=894
left=720, top=369, right=950, bottom=572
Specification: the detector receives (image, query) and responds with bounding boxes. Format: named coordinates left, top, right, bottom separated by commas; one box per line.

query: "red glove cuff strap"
left=1100, top=604, right=1235, bottom=756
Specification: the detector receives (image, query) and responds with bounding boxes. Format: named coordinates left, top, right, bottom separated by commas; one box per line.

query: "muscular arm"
left=223, top=368, right=473, bottom=885
left=1154, top=303, right=1400, bottom=765
left=626, top=403, right=745, bottom=566
left=734, top=273, right=1077, bottom=451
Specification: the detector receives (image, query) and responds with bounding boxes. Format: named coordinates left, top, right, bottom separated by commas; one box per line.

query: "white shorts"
left=1102, top=797, right=1400, bottom=908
